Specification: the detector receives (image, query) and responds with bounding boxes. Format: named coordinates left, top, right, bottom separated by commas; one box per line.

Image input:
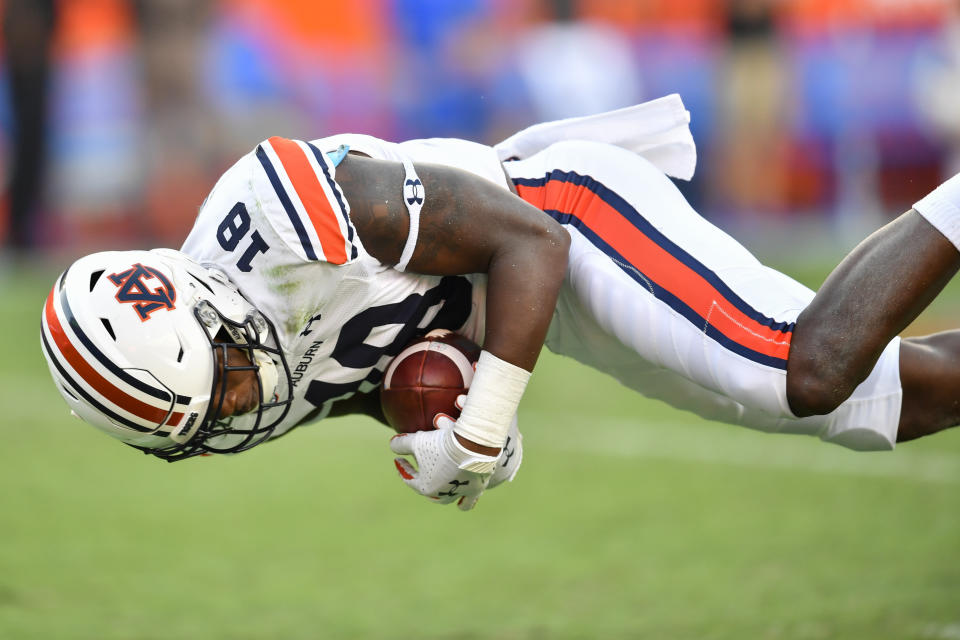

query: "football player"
left=40, top=96, right=960, bottom=510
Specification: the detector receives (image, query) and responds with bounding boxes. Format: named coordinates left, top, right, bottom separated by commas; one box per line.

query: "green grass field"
left=2, top=260, right=958, bottom=640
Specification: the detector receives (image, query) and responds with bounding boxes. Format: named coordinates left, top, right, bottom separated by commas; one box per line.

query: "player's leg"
left=507, top=140, right=796, bottom=417
left=548, top=226, right=903, bottom=449
left=505, top=140, right=904, bottom=450
left=898, top=331, right=960, bottom=441
left=545, top=258, right=781, bottom=431
left=786, top=180, right=960, bottom=441
left=787, top=210, right=959, bottom=415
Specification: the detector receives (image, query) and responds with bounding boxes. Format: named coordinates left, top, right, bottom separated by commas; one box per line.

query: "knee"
left=786, top=308, right=881, bottom=417
left=786, top=350, right=859, bottom=418
left=786, top=372, right=846, bottom=417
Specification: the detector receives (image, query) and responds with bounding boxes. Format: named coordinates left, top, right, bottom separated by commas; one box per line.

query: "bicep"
left=337, top=154, right=561, bottom=275
left=406, top=163, right=559, bottom=275
left=337, top=153, right=570, bottom=371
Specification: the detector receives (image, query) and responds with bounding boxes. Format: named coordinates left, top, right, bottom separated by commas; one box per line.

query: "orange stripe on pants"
left=517, top=180, right=792, bottom=363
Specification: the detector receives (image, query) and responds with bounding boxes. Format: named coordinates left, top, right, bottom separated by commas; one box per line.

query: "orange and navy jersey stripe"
left=514, top=169, right=794, bottom=369
left=255, top=136, right=357, bottom=264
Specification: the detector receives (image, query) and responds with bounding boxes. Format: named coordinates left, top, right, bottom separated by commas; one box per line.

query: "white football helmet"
left=40, top=248, right=293, bottom=461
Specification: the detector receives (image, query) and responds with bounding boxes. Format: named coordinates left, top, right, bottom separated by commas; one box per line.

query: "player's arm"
left=336, top=153, right=565, bottom=507
left=338, top=153, right=570, bottom=375
left=336, top=153, right=567, bottom=499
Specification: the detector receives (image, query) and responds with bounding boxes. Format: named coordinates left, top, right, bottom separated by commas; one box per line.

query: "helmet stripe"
left=56, top=284, right=192, bottom=406
left=44, top=287, right=185, bottom=427
left=40, top=325, right=153, bottom=433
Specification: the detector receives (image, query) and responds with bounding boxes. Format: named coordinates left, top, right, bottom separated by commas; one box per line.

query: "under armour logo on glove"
left=500, top=435, right=516, bottom=468
left=438, top=478, right=470, bottom=497
left=404, top=178, right=423, bottom=206
left=487, top=418, right=523, bottom=490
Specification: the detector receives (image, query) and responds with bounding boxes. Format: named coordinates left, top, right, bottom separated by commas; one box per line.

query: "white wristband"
left=914, top=173, right=960, bottom=251
left=454, top=351, right=531, bottom=449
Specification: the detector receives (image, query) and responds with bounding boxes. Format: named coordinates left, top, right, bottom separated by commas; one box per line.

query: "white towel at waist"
left=494, top=93, right=697, bottom=181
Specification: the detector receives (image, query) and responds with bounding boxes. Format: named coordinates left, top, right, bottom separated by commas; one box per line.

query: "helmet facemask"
left=138, top=298, right=293, bottom=462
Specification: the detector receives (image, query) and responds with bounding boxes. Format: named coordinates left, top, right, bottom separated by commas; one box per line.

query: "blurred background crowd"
left=1, top=0, right=959, bottom=257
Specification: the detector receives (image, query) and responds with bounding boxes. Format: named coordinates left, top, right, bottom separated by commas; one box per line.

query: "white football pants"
left=505, top=140, right=901, bottom=450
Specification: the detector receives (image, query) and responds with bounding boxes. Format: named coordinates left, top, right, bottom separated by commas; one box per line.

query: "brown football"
left=380, top=330, right=481, bottom=433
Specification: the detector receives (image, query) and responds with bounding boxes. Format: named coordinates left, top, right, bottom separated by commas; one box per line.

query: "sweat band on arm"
left=914, top=172, right=960, bottom=251
left=454, top=351, right=531, bottom=452
left=394, top=158, right=424, bottom=272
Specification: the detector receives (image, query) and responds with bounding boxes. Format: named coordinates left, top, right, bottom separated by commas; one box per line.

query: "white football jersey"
left=181, top=135, right=502, bottom=436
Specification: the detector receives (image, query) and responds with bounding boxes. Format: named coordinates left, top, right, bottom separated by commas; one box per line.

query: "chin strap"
left=220, top=316, right=280, bottom=404
left=251, top=349, right=279, bottom=403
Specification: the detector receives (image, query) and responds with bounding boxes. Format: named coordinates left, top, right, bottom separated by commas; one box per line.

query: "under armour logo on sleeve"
left=404, top=178, right=423, bottom=206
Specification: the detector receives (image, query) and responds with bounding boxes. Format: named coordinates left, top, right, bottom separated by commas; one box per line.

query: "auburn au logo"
left=108, top=263, right=177, bottom=321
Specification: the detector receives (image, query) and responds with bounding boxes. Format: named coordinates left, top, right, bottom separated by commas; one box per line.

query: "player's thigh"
left=545, top=277, right=752, bottom=426
left=507, top=142, right=812, bottom=416
left=547, top=228, right=806, bottom=417
left=516, top=142, right=900, bottom=448
left=547, top=232, right=901, bottom=449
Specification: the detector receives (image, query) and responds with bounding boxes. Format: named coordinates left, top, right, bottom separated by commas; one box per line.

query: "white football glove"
left=448, top=394, right=522, bottom=490
left=489, top=414, right=523, bottom=489
left=390, top=426, right=496, bottom=511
